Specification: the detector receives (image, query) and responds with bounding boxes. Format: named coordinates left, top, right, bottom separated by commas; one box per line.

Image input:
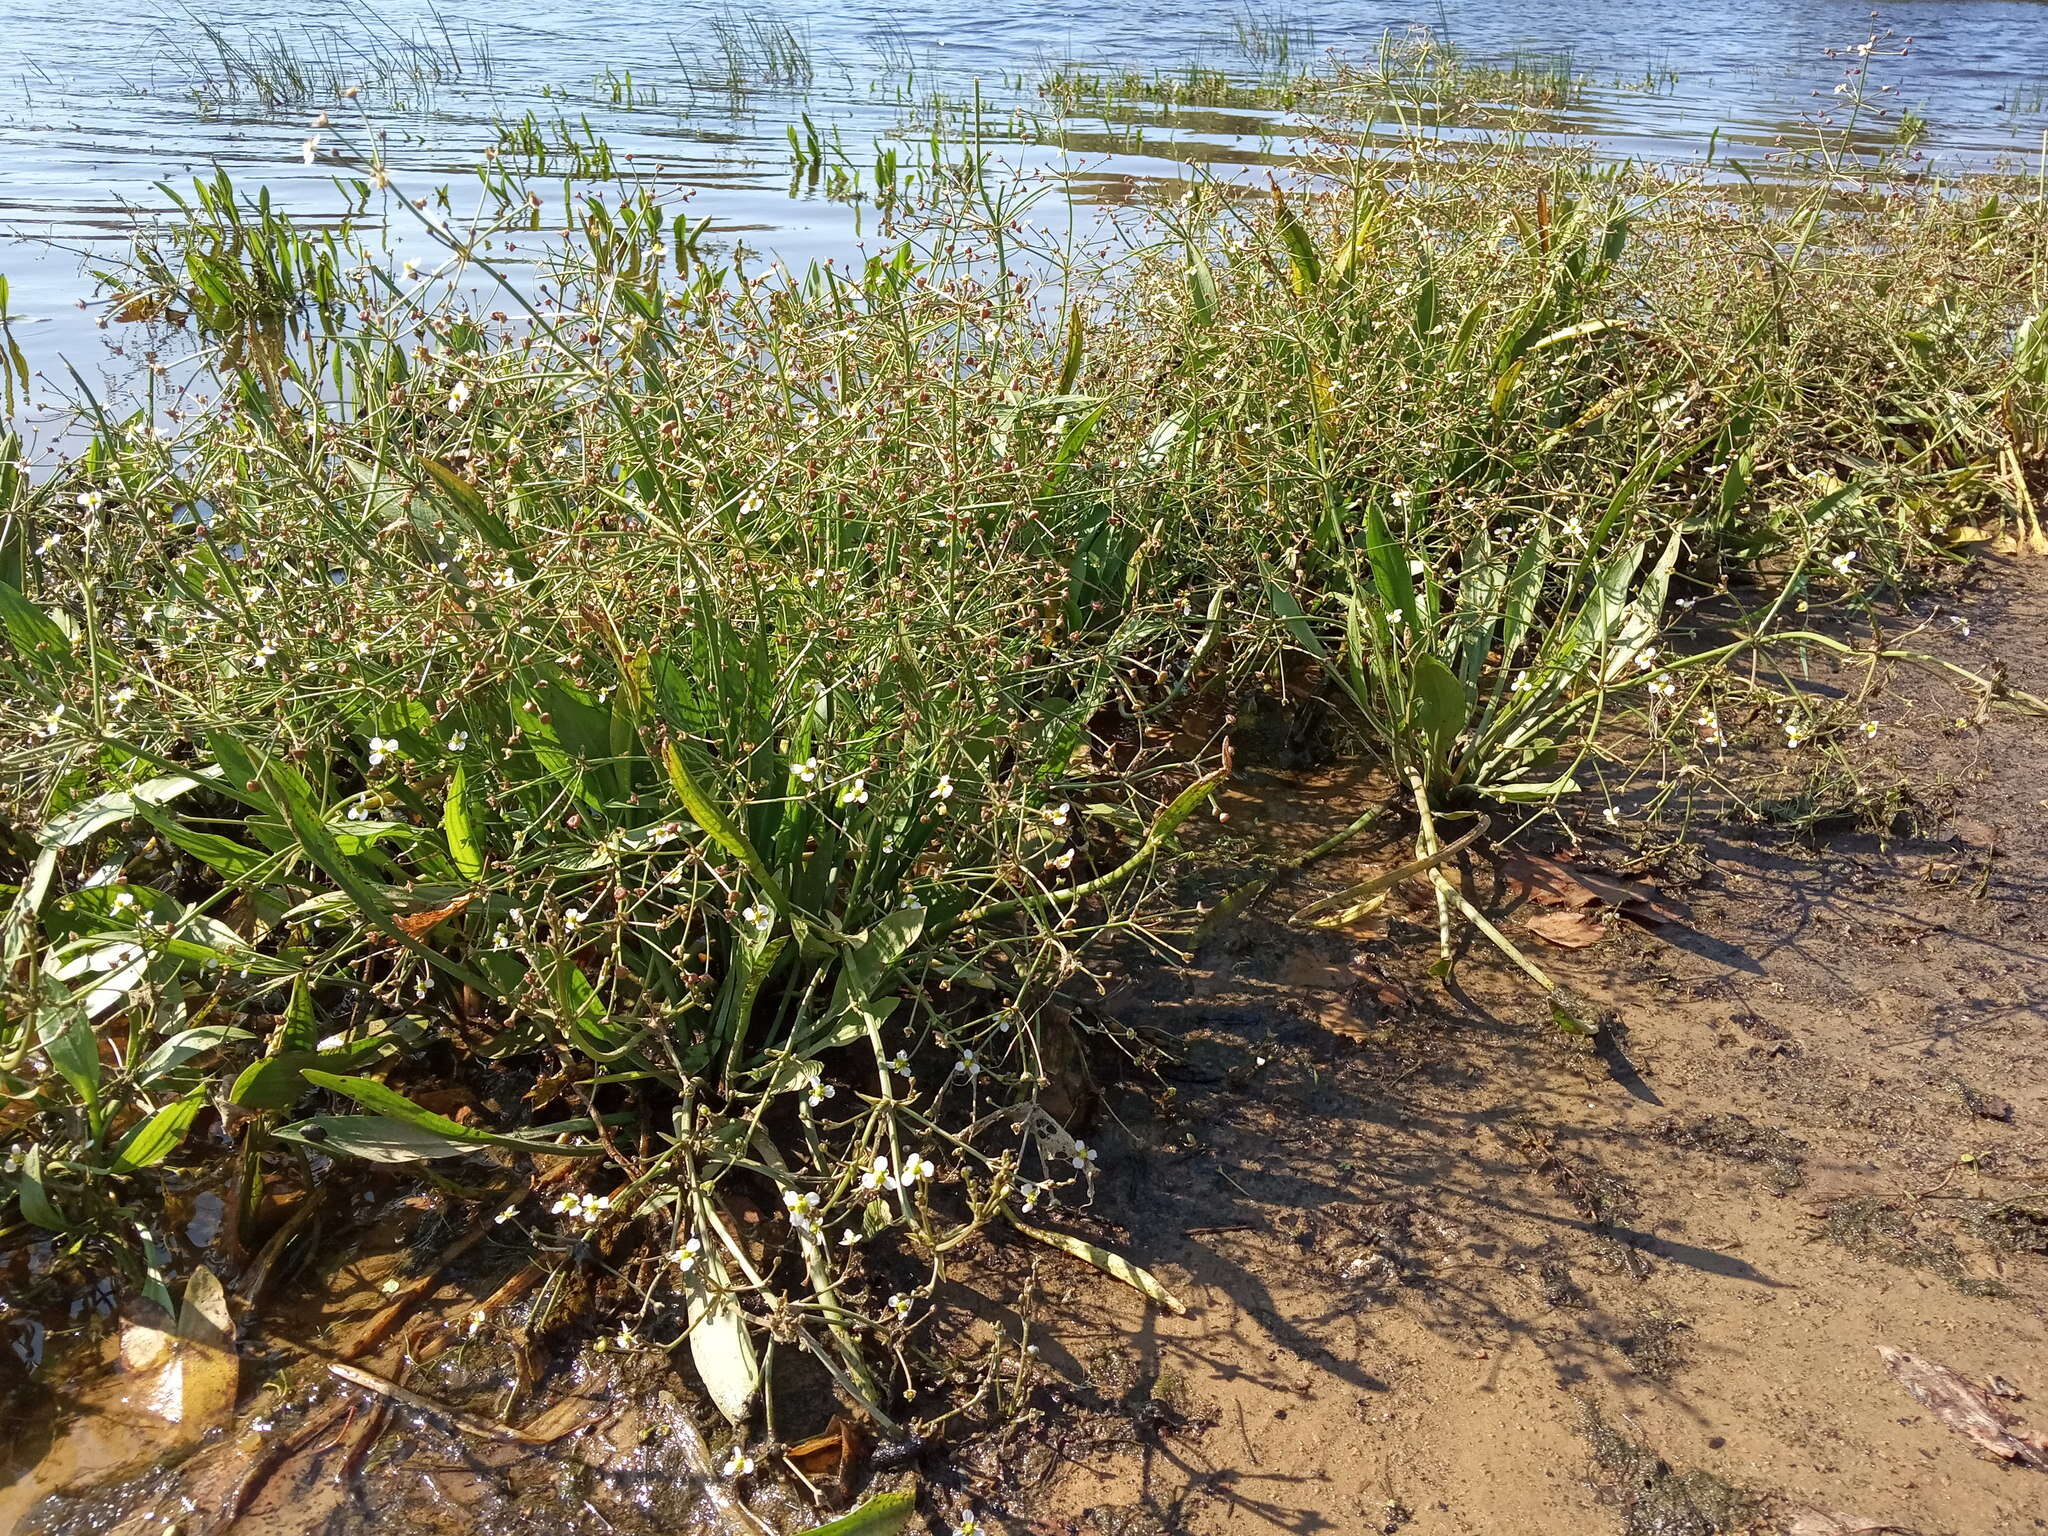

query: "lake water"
left=5, top=0, right=2048, bottom=439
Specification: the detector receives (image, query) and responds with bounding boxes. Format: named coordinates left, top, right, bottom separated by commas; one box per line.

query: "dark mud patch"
left=1651, top=1113, right=1808, bottom=1196
left=1809, top=1194, right=1990, bottom=1293
left=1579, top=1407, right=1763, bottom=1536
left=1962, top=1195, right=2048, bottom=1257
left=1610, top=1309, right=1692, bottom=1381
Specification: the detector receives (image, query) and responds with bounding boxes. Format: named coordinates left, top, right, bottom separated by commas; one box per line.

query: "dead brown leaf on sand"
left=1524, top=907, right=1610, bottom=949
left=1504, top=852, right=1686, bottom=919
left=1877, top=1346, right=2048, bottom=1470
left=785, top=1413, right=872, bottom=1502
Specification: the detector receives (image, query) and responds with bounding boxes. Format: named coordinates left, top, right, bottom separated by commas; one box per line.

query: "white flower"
left=839, top=1227, right=860, bottom=1246
left=447, top=381, right=472, bottom=412
left=794, top=756, right=819, bottom=784
left=1696, top=710, right=1722, bottom=745
left=1049, top=849, right=1075, bottom=872
left=76, top=490, right=105, bottom=512
left=931, top=775, right=954, bottom=801
left=249, top=642, right=278, bottom=671
left=739, top=903, right=772, bottom=928
left=1046, top=802, right=1071, bottom=827
left=721, top=1449, right=755, bottom=1477
left=783, top=1187, right=823, bottom=1233
left=1828, top=549, right=1859, bottom=577
left=888, top=1292, right=913, bottom=1318
left=953, top=1050, right=980, bottom=1080
left=446, top=731, right=469, bottom=752
left=1647, top=673, right=1677, bottom=699
left=301, top=135, right=321, bottom=164
left=838, top=777, right=869, bottom=807
left=959, top=1519, right=982, bottom=1536
left=562, top=907, right=587, bottom=930
left=673, top=1237, right=702, bottom=1272
left=805, top=1076, right=835, bottom=1108
left=1859, top=719, right=1880, bottom=739
left=859, top=1155, right=891, bottom=1193
left=31, top=706, right=64, bottom=740
left=550, top=1191, right=610, bottom=1225
left=1071, top=1141, right=1098, bottom=1170
left=367, top=735, right=400, bottom=766
left=908, top=1155, right=935, bottom=1182
left=1783, top=719, right=1810, bottom=749
left=887, top=1050, right=912, bottom=1077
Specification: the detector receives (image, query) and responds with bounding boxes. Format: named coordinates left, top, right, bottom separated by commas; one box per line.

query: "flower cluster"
left=550, top=1191, right=612, bottom=1225
left=782, top=1186, right=824, bottom=1235
left=859, top=1152, right=936, bottom=1193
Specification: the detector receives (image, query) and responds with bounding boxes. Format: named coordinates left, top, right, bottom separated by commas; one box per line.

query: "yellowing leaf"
left=1009, top=1213, right=1187, bottom=1315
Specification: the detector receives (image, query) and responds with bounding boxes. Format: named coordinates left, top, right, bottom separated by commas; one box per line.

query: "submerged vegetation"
left=155, top=1, right=499, bottom=109
left=3, top=25, right=2047, bottom=1486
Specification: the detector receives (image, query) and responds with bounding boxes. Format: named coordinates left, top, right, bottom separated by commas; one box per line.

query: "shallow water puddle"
left=1, top=1269, right=238, bottom=1531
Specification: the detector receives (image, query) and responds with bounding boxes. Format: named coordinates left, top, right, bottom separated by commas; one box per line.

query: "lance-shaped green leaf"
left=292, top=1071, right=604, bottom=1157
left=805, top=907, right=924, bottom=1053
left=442, top=761, right=485, bottom=880
left=792, top=1492, right=918, bottom=1536
left=256, top=754, right=501, bottom=1000
left=0, top=575, right=66, bottom=652
left=110, top=1090, right=206, bottom=1172
left=230, top=1037, right=407, bottom=1112
left=662, top=739, right=790, bottom=910
left=14, top=1146, right=65, bottom=1229
left=36, top=770, right=220, bottom=850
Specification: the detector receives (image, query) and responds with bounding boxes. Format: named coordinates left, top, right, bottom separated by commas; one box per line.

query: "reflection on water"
left=2, top=0, right=2048, bottom=432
